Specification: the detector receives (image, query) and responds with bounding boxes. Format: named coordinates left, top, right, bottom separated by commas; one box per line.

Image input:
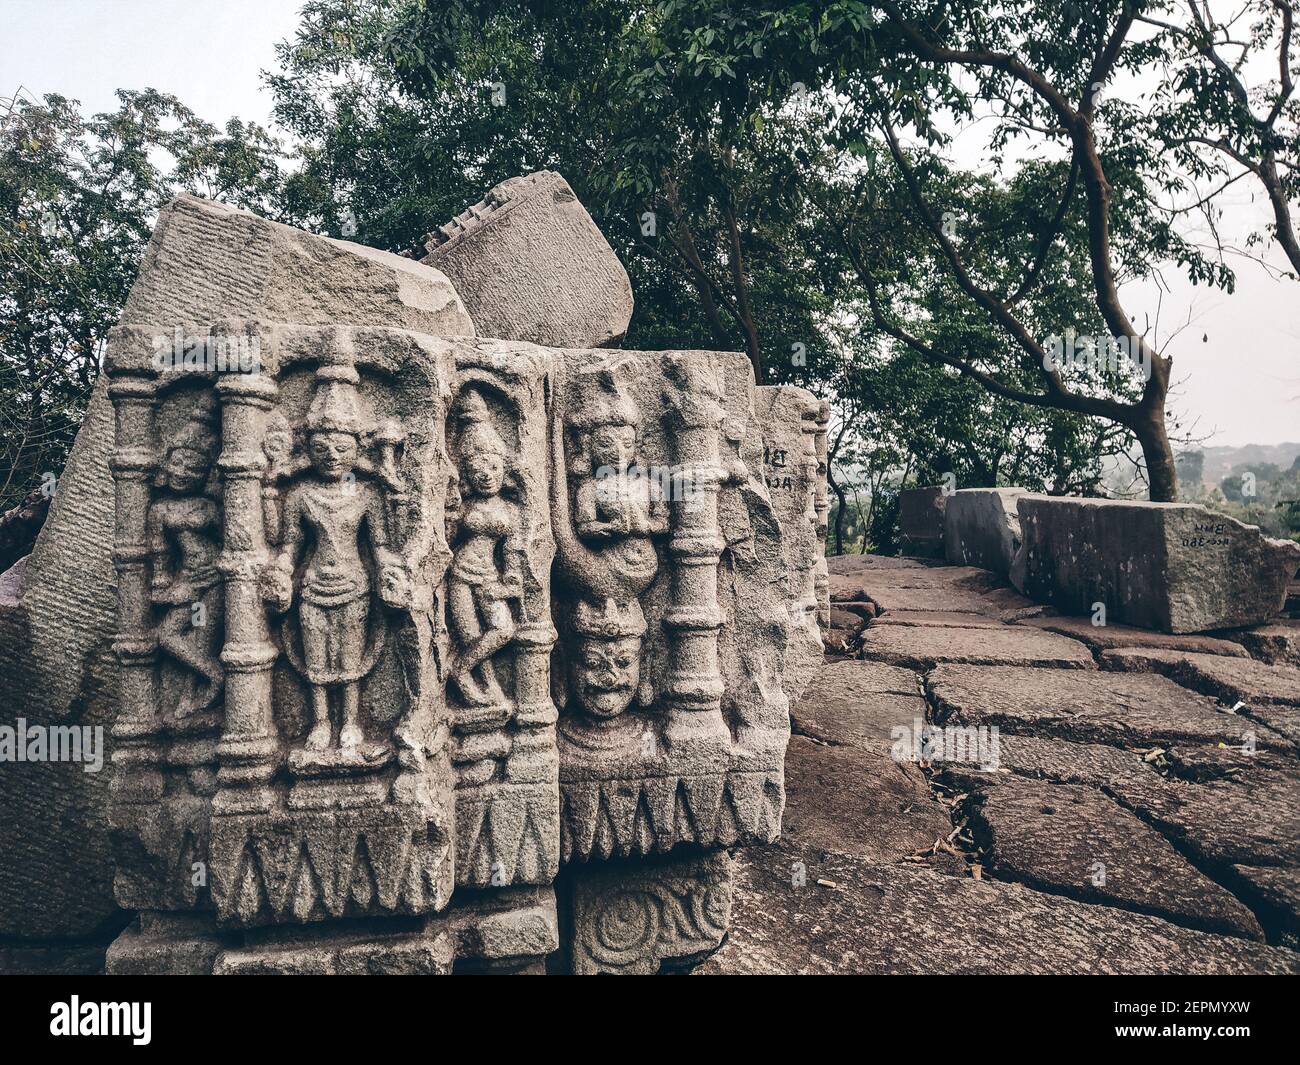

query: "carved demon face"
left=308, top=430, right=358, bottom=481
left=161, top=445, right=210, bottom=494
left=570, top=634, right=641, bottom=718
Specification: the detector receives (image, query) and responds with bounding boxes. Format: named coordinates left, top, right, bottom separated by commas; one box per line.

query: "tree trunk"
left=1132, top=412, right=1178, bottom=502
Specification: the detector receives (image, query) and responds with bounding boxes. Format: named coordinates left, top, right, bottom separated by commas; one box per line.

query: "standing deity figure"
left=447, top=389, right=523, bottom=707
left=147, top=394, right=223, bottom=718
left=261, top=367, right=411, bottom=756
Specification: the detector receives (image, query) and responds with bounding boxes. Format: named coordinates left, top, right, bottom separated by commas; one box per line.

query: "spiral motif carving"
left=589, top=889, right=658, bottom=966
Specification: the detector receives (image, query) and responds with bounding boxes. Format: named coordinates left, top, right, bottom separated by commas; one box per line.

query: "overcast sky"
left=3, top=0, right=1296, bottom=448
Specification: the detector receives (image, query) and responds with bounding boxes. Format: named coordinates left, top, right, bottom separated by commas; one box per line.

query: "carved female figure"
left=447, top=389, right=522, bottom=707
left=262, top=370, right=410, bottom=755
left=147, top=395, right=223, bottom=718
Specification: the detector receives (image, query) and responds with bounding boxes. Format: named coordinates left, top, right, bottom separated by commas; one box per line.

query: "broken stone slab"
left=944, top=488, right=1035, bottom=575
left=1231, top=866, right=1300, bottom=949
left=1014, top=496, right=1300, bottom=633
left=781, top=735, right=954, bottom=864
left=423, top=171, right=633, bottom=348
left=1020, top=614, right=1251, bottom=657
left=938, top=733, right=1161, bottom=795
left=897, top=486, right=947, bottom=558
left=860, top=625, right=1095, bottom=671
left=968, top=776, right=1263, bottom=940
left=1226, top=619, right=1300, bottom=666
left=870, top=609, right=1004, bottom=628
left=1108, top=768, right=1300, bottom=869
left=695, top=840, right=1299, bottom=974
left=1102, top=647, right=1300, bottom=706
left=789, top=660, right=924, bottom=757
left=929, top=663, right=1280, bottom=750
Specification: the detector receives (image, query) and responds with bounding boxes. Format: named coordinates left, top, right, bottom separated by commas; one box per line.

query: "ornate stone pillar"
left=659, top=355, right=730, bottom=764
left=212, top=339, right=279, bottom=815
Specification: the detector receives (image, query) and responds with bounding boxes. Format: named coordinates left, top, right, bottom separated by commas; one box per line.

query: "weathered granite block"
left=0, top=194, right=474, bottom=950
left=1014, top=497, right=1300, bottom=633
left=423, top=171, right=633, bottom=348
left=12, top=180, right=820, bottom=974
left=897, top=486, right=947, bottom=557
left=944, top=487, right=1035, bottom=575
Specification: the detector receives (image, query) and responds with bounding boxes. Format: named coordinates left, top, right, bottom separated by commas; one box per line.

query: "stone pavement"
left=699, top=553, right=1300, bottom=974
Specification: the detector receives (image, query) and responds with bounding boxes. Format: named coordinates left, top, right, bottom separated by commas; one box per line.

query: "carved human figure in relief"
left=147, top=394, right=223, bottom=717
left=572, top=376, right=667, bottom=546
left=447, top=389, right=522, bottom=706
left=261, top=370, right=411, bottom=755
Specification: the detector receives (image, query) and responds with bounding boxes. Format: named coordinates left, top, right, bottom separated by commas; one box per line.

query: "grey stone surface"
left=944, top=488, right=1034, bottom=575
left=897, top=485, right=946, bottom=557
left=790, top=660, right=924, bottom=757
left=1108, top=769, right=1300, bottom=868
left=782, top=735, right=953, bottom=863
left=860, top=624, right=1095, bottom=670
left=929, top=663, right=1279, bottom=750
left=1015, top=496, right=1300, bottom=633
left=940, top=733, right=1160, bottom=793
left=870, top=609, right=1004, bottom=628
left=1102, top=647, right=1300, bottom=706
left=423, top=171, right=633, bottom=348
left=969, top=776, right=1264, bottom=939
left=1019, top=614, right=1251, bottom=657
left=696, top=840, right=1299, bottom=974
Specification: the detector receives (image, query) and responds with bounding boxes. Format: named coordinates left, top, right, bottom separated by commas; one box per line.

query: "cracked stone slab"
left=940, top=734, right=1162, bottom=794
left=929, top=664, right=1282, bottom=750
left=1227, top=620, right=1300, bottom=667
left=969, top=776, right=1264, bottom=940
left=870, top=610, right=1004, bottom=628
left=866, top=587, right=1005, bottom=614
left=1232, top=866, right=1300, bottom=948
left=1108, top=769, right=1300, bottom=868
left=694, top=840, right=1300, bottom=974
left=1103, top=647, right=1300, bottom=706
left=781, top=735, right=953, bottom=864
left=1019, top=615, right=1250, bottom=657
left=790, top=660, right=925, bottom=757
left=861, top=626, right=1095, bottom=671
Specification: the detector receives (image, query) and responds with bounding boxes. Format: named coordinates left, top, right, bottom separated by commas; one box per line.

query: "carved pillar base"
left=560, top=849, right=733, bottom=975
left=107, top=886, right=557, bottom=975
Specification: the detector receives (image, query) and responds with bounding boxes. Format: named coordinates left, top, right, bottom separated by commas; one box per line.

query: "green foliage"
left=0, top=88, right=291, bottom=512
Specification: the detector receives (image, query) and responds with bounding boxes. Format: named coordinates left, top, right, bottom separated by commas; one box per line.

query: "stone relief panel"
left=443, top=339, right=560, bottom=889
left=550, top=349, right=817, bottom=864
left=109, top=321, right=459, bottom=926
